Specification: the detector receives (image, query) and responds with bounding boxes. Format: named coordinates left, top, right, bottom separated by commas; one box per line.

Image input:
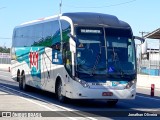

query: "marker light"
left=125, top=79, right=137, bottom=89
left=75, top=77, right=90, bottom=88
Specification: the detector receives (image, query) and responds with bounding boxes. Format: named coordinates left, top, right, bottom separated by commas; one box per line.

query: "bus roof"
left=17, top=15, right=59, bottom=28
left=62, top=12, right=131, bottom=28
left=16, top=12, right=131, bottom=29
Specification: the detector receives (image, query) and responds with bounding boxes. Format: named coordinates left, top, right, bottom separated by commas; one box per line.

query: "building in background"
left=0, top=52, right=11, bottom=64
left=139, top=28, right=160, bottom=76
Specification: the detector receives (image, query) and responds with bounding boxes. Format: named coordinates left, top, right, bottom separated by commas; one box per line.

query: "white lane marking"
left=136, top=95, right=160, bottom=101
left=0, top=84, right=97, bottom=120
left=0, top=74, right=11, bottom=79
left=0, top=87, right=77, bottom=120
left=0, top=70, right=10, bottom=73
left=0, top=87, right=57, bottom=111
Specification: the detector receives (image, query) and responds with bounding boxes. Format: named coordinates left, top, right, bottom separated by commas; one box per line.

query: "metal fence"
left=138, top=50, right=160, bottom=76
left=0, top=53, right=11, bottom=64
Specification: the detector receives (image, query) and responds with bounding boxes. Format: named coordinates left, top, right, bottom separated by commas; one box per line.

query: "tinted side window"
left=12, top=29, right=17, bottom=47
left=33, top=20, right=61, bottom=47
left=13, top=24, right=43, bottom=47
left=41, top=20, right=60, bottom=47
left=61, top=20, right=71, bottom=43
left=31, top=24, right=43, bottom=46
left=13, top=20, right=61, bottom=47
left=51, top=20, right=72, bottom=51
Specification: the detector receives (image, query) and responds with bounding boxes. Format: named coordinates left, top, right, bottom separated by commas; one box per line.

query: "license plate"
left=102, top=92, right=113, bottom=96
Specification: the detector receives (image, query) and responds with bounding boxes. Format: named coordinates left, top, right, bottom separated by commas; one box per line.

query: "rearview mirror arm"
left=133, top=36, right=145, bottom=43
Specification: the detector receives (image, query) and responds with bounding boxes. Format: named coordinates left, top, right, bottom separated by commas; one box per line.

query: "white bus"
left=11, top=12, right=143, bottom=106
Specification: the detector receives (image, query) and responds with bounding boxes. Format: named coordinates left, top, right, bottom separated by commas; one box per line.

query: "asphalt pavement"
left=0, top=70, right=160, bottom=120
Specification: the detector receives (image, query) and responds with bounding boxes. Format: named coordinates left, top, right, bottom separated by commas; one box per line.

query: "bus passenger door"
left=63, top=42, right=73, bottom=77
left=63, top=37, right=76, bottom=76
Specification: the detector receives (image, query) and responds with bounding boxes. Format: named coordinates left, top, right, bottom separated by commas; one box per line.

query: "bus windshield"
left=105, top=28, right=136, bottom=76
left=76, top=27, right=107, bottom=75
left=75, top=27, right=136, bottom=78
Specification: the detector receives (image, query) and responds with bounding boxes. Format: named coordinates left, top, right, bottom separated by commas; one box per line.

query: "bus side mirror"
left=67, top=33, right=81, bottom=46
left=133, top=36, right=145, bottom=43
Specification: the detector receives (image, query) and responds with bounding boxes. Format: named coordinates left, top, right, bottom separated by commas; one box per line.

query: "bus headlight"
left=125, top=79, right=137, bottom=89
left=75, top=77, right=90, bottom=88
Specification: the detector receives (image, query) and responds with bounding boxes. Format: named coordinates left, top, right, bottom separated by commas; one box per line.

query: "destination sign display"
left=76, top=27, right=103, bottom=35
left=80, top=29, right=102, bottom=34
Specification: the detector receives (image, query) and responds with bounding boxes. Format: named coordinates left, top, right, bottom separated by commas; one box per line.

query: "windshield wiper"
left=90, top=43, right=102, bottom=76
left=112, top=47, right=119, bottom=62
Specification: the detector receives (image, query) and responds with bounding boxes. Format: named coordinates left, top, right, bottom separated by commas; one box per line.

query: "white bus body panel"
left=65, top=80, right=136, bottom=99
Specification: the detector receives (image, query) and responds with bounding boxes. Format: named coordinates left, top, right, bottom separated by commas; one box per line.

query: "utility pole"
left=59, top=0, right=62, bottom=14
left=59, top=0, right=63, bottom=52
left=139, top=31, right=149, bottom=38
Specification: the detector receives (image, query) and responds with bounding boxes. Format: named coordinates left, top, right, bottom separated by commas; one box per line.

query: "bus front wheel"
left=56, top=80, right=66, bottom=103
left=106, top=99, right=118, bottom=106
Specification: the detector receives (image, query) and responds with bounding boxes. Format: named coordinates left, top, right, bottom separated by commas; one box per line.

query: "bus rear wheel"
left=19, top=75, right=23, bottom=90
left=19, top=74, right=28, bottom=91
left=56, top=80, right=66, bottom=103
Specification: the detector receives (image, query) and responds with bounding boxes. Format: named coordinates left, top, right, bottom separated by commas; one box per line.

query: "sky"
left=0, top=0, right=160, bottom=48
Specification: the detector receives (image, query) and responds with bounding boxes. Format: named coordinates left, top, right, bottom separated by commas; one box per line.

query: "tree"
left=0, top=46, right=10, bottom=53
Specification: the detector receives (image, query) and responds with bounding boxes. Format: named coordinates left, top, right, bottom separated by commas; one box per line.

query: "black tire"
left=19, top=75, right=23, bottom=90
left=19, top=74, right=28, bottom=91
left=17, top=70, right=20, bottom=82
left=106, top=99, right=118, bottom=107
left=56, top=80, right=66, bottom=103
